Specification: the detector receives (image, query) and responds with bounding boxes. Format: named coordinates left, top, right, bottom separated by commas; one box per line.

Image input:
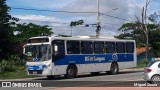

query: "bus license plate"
left=33, top=71, right=37, bottom=74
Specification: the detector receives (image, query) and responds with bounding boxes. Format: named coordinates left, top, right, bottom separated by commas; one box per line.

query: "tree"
left=116, top=22, right=157, bottom=47
left=116, top=0, right=153, bottom=63
left=149, top=29, right=160, bottom=57
left=142, top=0, right=153, bottom=62
left=70, top=19, right=84, bottom=36
left=12, top=23, right=53, bottom=55
left=13, top=23, right=53, bottom=43
left=0, top=0, right=18, bottom=59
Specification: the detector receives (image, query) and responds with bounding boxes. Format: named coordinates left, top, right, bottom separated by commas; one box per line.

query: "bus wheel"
left=66, top=65, right=77, bottom=79
left=108, top=63, right=119, bottom=75
left=47, top=75, right=55, bottom=79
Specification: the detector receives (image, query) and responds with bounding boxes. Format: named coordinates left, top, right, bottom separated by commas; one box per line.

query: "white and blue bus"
left=23, top=36, right=137, bottom=79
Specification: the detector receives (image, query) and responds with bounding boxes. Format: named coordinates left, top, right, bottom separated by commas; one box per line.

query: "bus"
left=23, top=36, right=137, bottom=79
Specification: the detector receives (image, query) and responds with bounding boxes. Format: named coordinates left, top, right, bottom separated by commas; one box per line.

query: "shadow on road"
left=34, top=70, right=143, bottom=80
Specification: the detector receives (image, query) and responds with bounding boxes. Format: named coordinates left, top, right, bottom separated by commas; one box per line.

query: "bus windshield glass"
left=25, top=44, right=51, bottom=62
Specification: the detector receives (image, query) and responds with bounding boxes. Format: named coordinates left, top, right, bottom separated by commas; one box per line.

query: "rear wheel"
left=65, top=65, right=77, bottom=79
left=107, top=63, right=119, bottom=75
left=151, top=75, right=160, bottom=84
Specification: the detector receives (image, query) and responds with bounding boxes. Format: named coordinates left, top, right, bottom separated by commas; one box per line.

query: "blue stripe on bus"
left=54, top=54, right=134, bottom=65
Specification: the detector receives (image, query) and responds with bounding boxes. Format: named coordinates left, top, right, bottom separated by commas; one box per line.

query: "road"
left=1, top=69, right=159, bottom=90
left=1, top=69, right=153, bottom=90
left=30, top=70, right=144, bottom=82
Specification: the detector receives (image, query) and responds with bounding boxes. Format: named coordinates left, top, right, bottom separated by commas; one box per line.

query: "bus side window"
left=126, top=42, right=134, bottom=53
left=67, top=41, right=80, bottom=54
left=94, top=41, right=104, bottom=54
left=116, top=42, right=125, bottom=53
left=105, top=42, right=115, bottom=53
left=81, top=41, right=93, bottom=54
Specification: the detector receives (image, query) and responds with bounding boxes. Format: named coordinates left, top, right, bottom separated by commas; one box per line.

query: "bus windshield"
left=25, top=44, right=51, bottom=62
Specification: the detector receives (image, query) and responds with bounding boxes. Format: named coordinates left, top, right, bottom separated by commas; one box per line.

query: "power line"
left=20, top=19, right=70, bottom=24
left=11, top=7, right=97, bottom=14
left=11, top=7, right=131, bottom=22
left=100, top=13, right=131, bottom=21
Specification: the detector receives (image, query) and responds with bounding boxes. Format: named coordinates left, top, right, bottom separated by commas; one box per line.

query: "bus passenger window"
left=116, top=42, right=125, bottom=53
left=94, top=42, right=104, bottom=54
left=105, top=42, right=115, bottom=53
left=81, top=41, right=93, bottom=54
left=67, top=41, right=80, bottom=54
left=126, top=42, right=134, bottom=53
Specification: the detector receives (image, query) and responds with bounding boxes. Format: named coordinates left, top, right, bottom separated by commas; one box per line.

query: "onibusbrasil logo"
left=1, top=82, right=42, bottom=87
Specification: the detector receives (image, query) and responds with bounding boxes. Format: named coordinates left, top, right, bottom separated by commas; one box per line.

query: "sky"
left=6, top=0, right=160, bottom=37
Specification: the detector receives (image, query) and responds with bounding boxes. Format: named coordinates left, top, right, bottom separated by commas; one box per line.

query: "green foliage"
left=0, top=66, right=37, bottom=79
left=149, top=29, right=160, bottom=57
left=116, top=20, right=160, bottom=57
left=0, top=55, right=26, bottom=73
left=116, top=22, right=157, bottom=47
left=0, top=55, right=27, bottom=78
left=137, top=59, right=147, bottom=68
left=13, top=23, right=54, bottom=43
left=58, top=34, right=71, bottom=37
left=70, top=19, right=84, bottom=26
left=0, top=0, right=18, bottom=59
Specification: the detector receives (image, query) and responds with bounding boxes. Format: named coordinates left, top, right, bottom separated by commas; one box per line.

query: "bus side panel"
left=53, top=65, right=68, bottom=75
left=76, top=63, right=111, bottom=73
left=118, top=62, right=135, bottom=70
left=53, top=54, right=135, bottom=75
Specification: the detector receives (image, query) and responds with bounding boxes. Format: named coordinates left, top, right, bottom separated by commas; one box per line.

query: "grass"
left=0, top=71, right=36, bottom=79
left=0, top=66, right=38, bottom=80
left=0, top=58, right=40, bottom=79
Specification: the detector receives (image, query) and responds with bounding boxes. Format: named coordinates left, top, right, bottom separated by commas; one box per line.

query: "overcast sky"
left=6, top=0, right=160, bottom=37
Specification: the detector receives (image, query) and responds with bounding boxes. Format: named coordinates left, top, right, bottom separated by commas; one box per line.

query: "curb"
left=120, top=68, right=144, bottom=72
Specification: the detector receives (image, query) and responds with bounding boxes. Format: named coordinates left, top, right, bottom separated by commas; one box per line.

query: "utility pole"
left=96, top=0, right=101, bottom=37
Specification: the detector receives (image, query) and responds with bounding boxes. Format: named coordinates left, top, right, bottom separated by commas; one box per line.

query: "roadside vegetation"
left=137, top=59, right=148, bottom=68
left=0, top=0, right=52, bottom=79
left=0, top=55, right=37, bottom=79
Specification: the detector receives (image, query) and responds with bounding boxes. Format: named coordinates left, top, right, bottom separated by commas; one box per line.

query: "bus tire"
left=65, top=65, right=77, bottom=79
left=47, top=75, right=55, bottom=79
left=108, top=63, right=119, bottom=75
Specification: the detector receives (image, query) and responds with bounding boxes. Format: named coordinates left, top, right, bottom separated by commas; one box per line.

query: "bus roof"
left=29, top=36, right=135, bottom=42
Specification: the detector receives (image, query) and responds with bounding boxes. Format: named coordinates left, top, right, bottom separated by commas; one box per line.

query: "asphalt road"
left=34, top=69, right=144, bottom=81
left=1, top=69, right=151, bottom=90
left=0, top=70, right=145, bottom=90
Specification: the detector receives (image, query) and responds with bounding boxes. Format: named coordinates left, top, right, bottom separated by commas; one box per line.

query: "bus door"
left=52, top=40, right=65, bottom=62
